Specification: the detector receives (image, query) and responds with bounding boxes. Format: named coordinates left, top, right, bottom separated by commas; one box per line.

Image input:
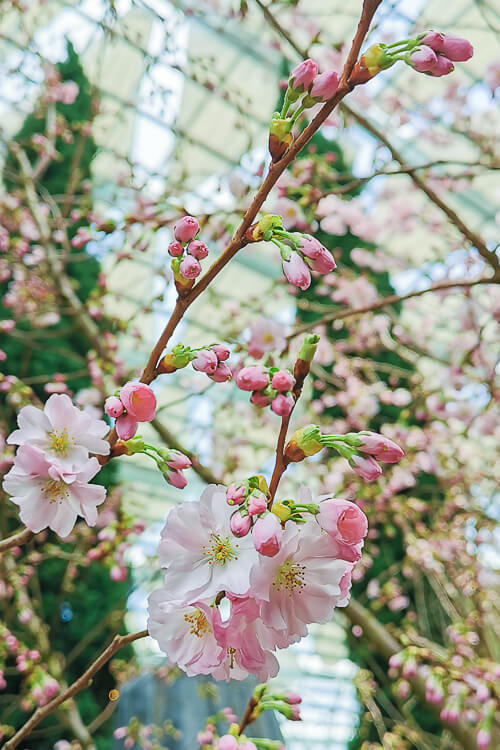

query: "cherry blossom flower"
left=7, top=394, right=109, bottom=469
left=157, top=485, right=259, bottom=604
left=3, top=444, right=106, bottom=536
left=248, top=319, right=286, bottom=359
left=251, top=519, right=352, bottom=634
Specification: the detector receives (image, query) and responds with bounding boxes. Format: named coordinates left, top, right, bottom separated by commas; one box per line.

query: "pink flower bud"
left=219, top=735, right=238, bottom=750
left=439, top=35, right=473, bottom=62
left=309, top=70, right=339, bottom=101
left=197, top=731, right=213, bottom=745
left=166, top=469, right=187, bottom=489
left=252, top=513, right=283, bottom=557
left=271, top=393, right=294, bottom=417
left=296, top=235, right=324, bottom=259
left=309, top=247, right=336, bottom=274
left=115, top=413, right=138, bottom=440
left=192, top=349, right=219, bottom=375
left=210, top=362, right=232, bottom=382
left=230, top=511, right=252, bottom=537
left=110, top=565, right=128, bottom=581
left=271, top=370, right=295, bottom=392
left=283, top=252, right=311, bottom=290
left=211, top=343, right=230, bottom=361
left=226, top=484, right=246, bottom=505
left=318, top=499, right=368, bottom=545
left=236, top=366, right=270, bottom=391
left=248, top=491, right=267, bottom=516
left=250, top=390, right=270, bottom=407
left=409, top=46, right=438, bottom=72
left=421, top=31, right=445, bottom=50
left=120, top=382, right=157, bottom=422
left=174, top=215, right=199, bottom=242
left=285, top=691, right=302, bottom=704
left=357, top=432, right=404, bottom=463
left=180, top=255, right=202, bottom=279
left=114, top=728, right=128, bottom=740
left=428, top=55, right=454, bottom=77
left=350, top=454, right=382, bottom=482
left=290, top=58, right=319, bottom=90
left=166, top=450, right=191, bottom=470
left=290, top=705, right=301, bottom=720
left=187, top=240, right=209, bottom=259
left=168, top=241, right=184, bottom=257
left=105, top=395, right=124, bottom=418
left=476, top=729, right=491, bottom=749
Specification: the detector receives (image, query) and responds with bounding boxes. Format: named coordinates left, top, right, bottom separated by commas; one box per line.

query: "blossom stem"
left=238, top=694, right=259, bottom=734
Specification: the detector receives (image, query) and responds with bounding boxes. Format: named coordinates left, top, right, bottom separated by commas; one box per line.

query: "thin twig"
left=0, top=527, right=34, bottom=554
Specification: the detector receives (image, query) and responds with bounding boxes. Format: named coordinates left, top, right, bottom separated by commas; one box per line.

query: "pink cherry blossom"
left=290, top=59, right=319, bottom=91
left=247, top=492, right=267, bottom=516
left=251, top=520, right=352, bottom=634
left=187, top=240, right=209, bottom=259
left=210, top=363, right=232, bottom=382
left=211, top=343, right=230, bottom=361
left=3, top=444, right=106, bottom=536
left=271, top=370, right=295, bottom=392
left=7, top=394, right=110, bottom=469
left=356, top=431, right=404, bottom=462
left=226, top=484, right=246, bottom=505
left=104, top=396, right=124, bottom=418
left=147, top=590, right=223, bottom=676
left=318, top=498, right=368, bottom=558
left=248, top=319, right=286, bottom=358
left=271, top=393, right=294, bottom=417
left=230, top=511, right=252, bottom=537
left=252, top=513, right=283, bottom=556
left=119, top=382, right=156, bottom=422
left=165, top=469, right=187, bottom=489
left=250, top=391, right=270, bottom=408
left=219, top=736, right=238, bottom=750
left=165, top=450, right=191, bottom=470
left=158, top=484, right=259, bottom=604
left=308, top=247, right=337, bottom=274
left=168, top=241, right=183, bottom=257
left=410, top=46, right=438, bottom=72
left=350, top=454, right=383, bottom=482
left=192, top=349, right=219, bottom=375
left=180, top=255, right=202, bottom=278
left=309, top=70, right=339, bottom=101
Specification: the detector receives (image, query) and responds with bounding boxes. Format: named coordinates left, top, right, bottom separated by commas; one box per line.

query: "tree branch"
left=4, top=630, right=149, bottom=750
left=0, top=527, right=34, bottom=554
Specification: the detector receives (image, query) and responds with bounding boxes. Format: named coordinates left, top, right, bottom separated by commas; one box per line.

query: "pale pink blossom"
left=7, top=394, right=109, bottom=468
left=158, top=485, right=259, bottom=603
left=248, top=318, right=286, bottom=358
left=283, top=252, right=311, bottom=290
left=350, top=454, right=382, bottom=482
left=318, top=498, right=367, bottom=562
left=115, top=413, right=138, bottom=440
left=252, top=513, right=283, bottom=557
left=309, top=70, right=339, bottom=101
left=192, top=349, right=218, bottom=375
left=251, top=520, right=352, bottom=634
left=3, top=444, right=106, bottom=536
left=290, top=58, right=318, bottom=91
left=230, top=511, right=252, bottom=537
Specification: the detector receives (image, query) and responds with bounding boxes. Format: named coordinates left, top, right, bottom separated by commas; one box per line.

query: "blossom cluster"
left=245, top=215, right=336, bottom=290
left=147, top=483, right=370, bottom=682
left=169, top=215, right=210, bottom=291
left=105, top=381, right=157, bottom=440
left=158, top=342, right=232, bottom=382
left=2, top=395, right=109, bottom=536
left=235, top=365, right=295, bottom=416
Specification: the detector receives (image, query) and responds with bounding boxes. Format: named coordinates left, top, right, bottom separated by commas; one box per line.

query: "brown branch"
left=253, top=0, right=500, bottom=277
left=344, top=599, right=481, bottom=750
left=288, top=276, right=498, bottom=340
left=238, top=695, right=258, bottom=734
left=0, top=527, right=34, bottom=554
left=4, top=630, right=149, bottom=750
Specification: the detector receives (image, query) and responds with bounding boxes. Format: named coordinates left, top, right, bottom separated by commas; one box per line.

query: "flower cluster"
left=285, top=425, right=404, bottom=482
left=158, top=342, right=232, bottom=382
left=169, top=215, right=209, bottom=292
left=235, top=365, right=295, bottom=416
left=269, top=59, right=339, bottom=161
left=148, top=483, right=368, bottom=682
left=2, top=395, right=109, bottom=537
left=245, top=215, right=336, bottom=290
left=105, top=381, right=157, bottom=440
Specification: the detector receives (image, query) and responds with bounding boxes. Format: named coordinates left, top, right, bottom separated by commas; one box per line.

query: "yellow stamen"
left=183, top=608, right=211, bottom=638
left=273, top=559, right=306, bottom=594
left=47, top=428, right=72, bottom=456
left=202, top=533, right=238, bottom=566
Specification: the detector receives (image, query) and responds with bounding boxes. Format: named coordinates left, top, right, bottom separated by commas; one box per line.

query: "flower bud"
left=427, top=55, right=454, bottom=77
left=226, top=484, right=246, bottom=505
left=250, top=390, right=270, bottom=408
left=283, top=252, right=311, bottom=290
left=165, top=468, right=187, bottom=489
left=269, top=117, right=293, bottom=162
left=115, top=413, right=138, bottom=440
left=318, top=499, right=368, bottom=545
left=120, top=382, right=157, bottom=422
left=284, top=424, right=323, bottom=462
left=192, top=349, right=218, bottom=375
left=271, top=370, right=295, bottom=392
left=105, top=395, right=124, bottom=418
left=349, top=43, right=394, bottom=85
left=180, top=255, right=202, bottom=279
left=308, top=246, right=336, bottom=274
left=230, top=510, right=252, bottom=537
left=219, top=736, right=238, bottom=750
left=409, top=46, right=438, bottom=73
left=210, top=362, right=232, bottom=382
left=355, top=431, right=404, bottom=463
left=211, top=343, right=230, bottom=361
left=168, top=241, right=184, bottom=257
left=271, top=393, right=294, bottom=417
left=236, top=366, right=270, bottom=391
left=349, top=454, right=382, bottom=482
left=252, top=513, right=283, bottom=557
left=289, top=59, right=319, bottom=92
left=248, top=491, right=267, bottom=516
left=305, top=69, right=339, bottom=103
left=164, top=450, right=191, bottom=470
left=187, top=240, right=209, bottom=259
left=174, top=215, right=199, bottom=242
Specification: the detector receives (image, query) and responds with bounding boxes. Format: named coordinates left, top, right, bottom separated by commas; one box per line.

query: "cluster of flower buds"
left=169, top=215, right=209, bottom=292
left=105, top=381, right=157, bottom=440
left=112, top=436, right=192, bottom=489
left=349, top=31, right=473, bottom=85
left=284, top=426, right=404, bottom=481
left=269, top=59, right=339, bottom=161
left=235, top=365, right=295, bottom=416
left=245, top=214, right=336, bottom=290
left=87, top=516, right=146, bottom=581
left=158, top=342, right=232, bottom=382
